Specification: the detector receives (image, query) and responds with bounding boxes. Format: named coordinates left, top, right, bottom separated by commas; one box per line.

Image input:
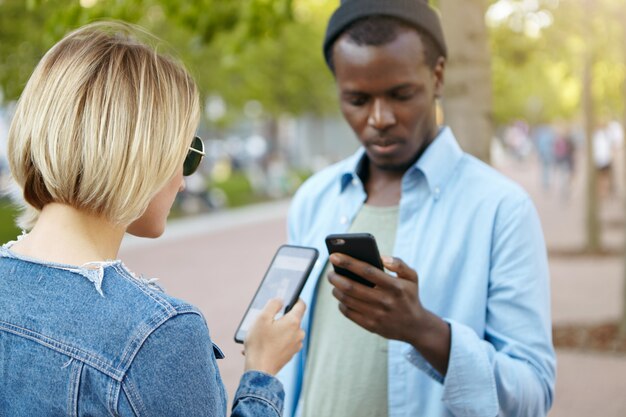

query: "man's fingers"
left=337, top=302, right=375, bottom=333
left=332, top=287, right=386, bottom=315
left=329, top=253, right=394, bottom=288
left=328, top=271, right=377, bottom=303
left=382, top=256, right=418, bottom=283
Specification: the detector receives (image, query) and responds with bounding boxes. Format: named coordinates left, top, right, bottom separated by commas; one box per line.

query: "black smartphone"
left=234, top=245, right=318, bottom=344
left=325, top=233, right=384, bottom=288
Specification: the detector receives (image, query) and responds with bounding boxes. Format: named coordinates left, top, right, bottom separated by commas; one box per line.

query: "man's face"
left=332, top=29, right=445, bottom=172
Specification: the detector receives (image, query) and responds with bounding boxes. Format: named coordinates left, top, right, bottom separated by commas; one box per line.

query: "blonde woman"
left=0, top=22, right=305, bottom=416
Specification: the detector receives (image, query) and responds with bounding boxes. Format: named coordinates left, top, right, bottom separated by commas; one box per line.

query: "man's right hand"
left=243, top=298, right=306, bottom=375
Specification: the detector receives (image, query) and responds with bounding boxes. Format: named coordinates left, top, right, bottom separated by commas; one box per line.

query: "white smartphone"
left=234, top=245, right=318, bottom=344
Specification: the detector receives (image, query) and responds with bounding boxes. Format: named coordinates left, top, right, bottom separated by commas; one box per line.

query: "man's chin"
left=367, top=153, right=416, bottom=173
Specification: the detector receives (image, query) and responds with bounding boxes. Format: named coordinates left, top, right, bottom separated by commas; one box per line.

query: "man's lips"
left=366, top=137, right=403, bottom=153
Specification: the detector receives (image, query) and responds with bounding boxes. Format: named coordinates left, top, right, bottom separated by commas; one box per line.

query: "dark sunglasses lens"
left=183, top=137, right=204, bottom=176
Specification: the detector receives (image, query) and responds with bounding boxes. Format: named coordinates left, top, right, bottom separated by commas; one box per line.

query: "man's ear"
left=433, top=56, right=446, bottom=98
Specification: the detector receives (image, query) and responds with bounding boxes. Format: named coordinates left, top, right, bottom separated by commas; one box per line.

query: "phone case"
left=325, top=233, right=383, bottom=288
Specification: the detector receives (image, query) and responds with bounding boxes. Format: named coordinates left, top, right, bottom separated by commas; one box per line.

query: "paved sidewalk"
left=119, top=149, right=626, bottom=415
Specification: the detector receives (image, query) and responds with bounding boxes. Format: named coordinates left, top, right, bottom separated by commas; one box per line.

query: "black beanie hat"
left=323, top=0, right=447, bottom=68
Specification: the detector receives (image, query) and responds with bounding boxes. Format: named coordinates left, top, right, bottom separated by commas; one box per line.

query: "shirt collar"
left=414, top=126, right=464, bottom=194
left=339, top=147, right=367, bottom=191
left=339, top=126, right=464, bottom=194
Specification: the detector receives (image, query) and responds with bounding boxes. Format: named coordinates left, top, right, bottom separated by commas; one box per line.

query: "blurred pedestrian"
left=533, top=123, right=556, bottom=191
left=553, top=124, right=576, bottom=199
left=0, top=21, right=305, bottom=416
left=593, top=121, right=617, bottom=198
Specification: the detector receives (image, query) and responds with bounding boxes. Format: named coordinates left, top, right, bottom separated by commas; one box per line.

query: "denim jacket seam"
left=117, top=309, right=204, bottom=375
left=121, top=376, right=148, bottom=417
left=0, top=320, right=123, bottom=380
left=107, top=379, right=122, bottom=417
left=112, top=264, right=175, bottom=314
left=237, top=386, right=283, bottom=401
left=116, top=309, right=175, bottom=372
left=111, top=263, right=184, bottom=370
left=116, top=311, right=207, bottom=416
left=235, top=393, right=282, bottom=416
left=67, top=360, right=83, bottom=417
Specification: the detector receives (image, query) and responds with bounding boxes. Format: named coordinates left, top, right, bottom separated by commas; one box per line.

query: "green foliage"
left=213, top=172, right=264, bottom=207
left=0, top=0, right=336, bottom=121
left=0, top=199, right=21, bottom=244
left=489, top=0, right=626, bottom=124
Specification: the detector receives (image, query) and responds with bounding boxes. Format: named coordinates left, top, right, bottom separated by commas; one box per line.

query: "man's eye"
left=346, top=95, right=368, bottom=106
left=393, top=91, right=414, bottom=101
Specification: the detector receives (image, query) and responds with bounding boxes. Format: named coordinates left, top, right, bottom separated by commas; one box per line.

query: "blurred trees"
left=489, top=0, right=625, bottom=125
left=0, top=0, right=337, bottom=121
left=2, top=1, right=625, bottom=151
left=489, top=0, right=626, bottom=259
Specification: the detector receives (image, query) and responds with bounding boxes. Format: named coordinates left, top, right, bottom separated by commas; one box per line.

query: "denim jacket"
left=0, top=243, right=284, bottom=417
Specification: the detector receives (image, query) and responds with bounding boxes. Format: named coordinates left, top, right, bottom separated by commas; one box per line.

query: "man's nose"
left=367, top=98, right=396, bottom=131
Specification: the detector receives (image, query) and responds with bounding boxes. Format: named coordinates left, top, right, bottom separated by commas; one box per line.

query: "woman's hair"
left=7, top=21, right=200, bottom=229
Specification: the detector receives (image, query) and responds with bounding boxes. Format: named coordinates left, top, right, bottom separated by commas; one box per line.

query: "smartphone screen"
left=234, top=245, right=318, bottom=343
left=325, top=233, right=383, bottom=288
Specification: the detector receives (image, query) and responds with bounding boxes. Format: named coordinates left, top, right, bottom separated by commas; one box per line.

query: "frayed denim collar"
left=0, top=233, right=162, bottom=296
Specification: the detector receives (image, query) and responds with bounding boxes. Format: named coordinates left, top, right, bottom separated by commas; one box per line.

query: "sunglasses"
left=183, top=136, right=205, bottom=176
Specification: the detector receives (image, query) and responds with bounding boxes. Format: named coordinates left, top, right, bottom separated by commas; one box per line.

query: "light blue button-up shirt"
left=277, top=127, right=555, bottom=417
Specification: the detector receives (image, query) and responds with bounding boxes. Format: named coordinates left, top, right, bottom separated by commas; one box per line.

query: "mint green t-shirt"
left=300, top=204, right=399, bottom=417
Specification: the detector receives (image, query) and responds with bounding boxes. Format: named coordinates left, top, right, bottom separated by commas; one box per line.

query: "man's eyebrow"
left=386, top=83, right=417, bottom=92
left=341, top=89, right=366, bottom=95
left=341, top=83, right=417, bottom=95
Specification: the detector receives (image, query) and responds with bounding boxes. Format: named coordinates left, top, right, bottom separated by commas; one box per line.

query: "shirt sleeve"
left=121, top=312, right=284, bottom=417
left=405, top=195, right=556, bottom=417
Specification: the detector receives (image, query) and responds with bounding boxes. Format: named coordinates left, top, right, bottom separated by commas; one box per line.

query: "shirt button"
left=352, top=178, right=359, bottom=186
left=340, top=216, right=348, bottom=224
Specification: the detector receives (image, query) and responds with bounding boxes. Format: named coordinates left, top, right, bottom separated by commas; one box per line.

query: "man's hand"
left=328, top=253, right=451, bottom=375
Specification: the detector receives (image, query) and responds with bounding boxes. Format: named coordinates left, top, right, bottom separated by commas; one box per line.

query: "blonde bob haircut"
left=8, top=21, right=200, bottom=230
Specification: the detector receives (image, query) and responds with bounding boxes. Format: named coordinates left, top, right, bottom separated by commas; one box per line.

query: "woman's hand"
left=243, top=298, right=306, bottom=375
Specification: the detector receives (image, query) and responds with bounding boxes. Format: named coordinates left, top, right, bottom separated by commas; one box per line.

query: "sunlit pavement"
left=119, top=146, right=626, bottom=416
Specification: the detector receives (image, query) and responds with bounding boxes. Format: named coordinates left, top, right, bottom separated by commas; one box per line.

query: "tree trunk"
left=438, top=0, right=493, bottom=163
left=583, top=1, right=601, bottom=253
left=619, top=4, right=626, bottom=337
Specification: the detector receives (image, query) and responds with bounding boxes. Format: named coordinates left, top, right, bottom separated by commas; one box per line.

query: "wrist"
left=408, top=310, right=446, bottom=347
left=407, top=310, right=451, bottom=374
left=244, top=358, right=277, bottom=376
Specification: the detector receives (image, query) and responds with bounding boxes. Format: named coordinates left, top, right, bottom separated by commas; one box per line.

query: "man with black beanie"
left=277, top=1, right=556, bottom=416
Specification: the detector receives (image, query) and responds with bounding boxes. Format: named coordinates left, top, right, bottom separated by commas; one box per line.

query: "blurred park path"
left=119, top=144, right=626, bottom=416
